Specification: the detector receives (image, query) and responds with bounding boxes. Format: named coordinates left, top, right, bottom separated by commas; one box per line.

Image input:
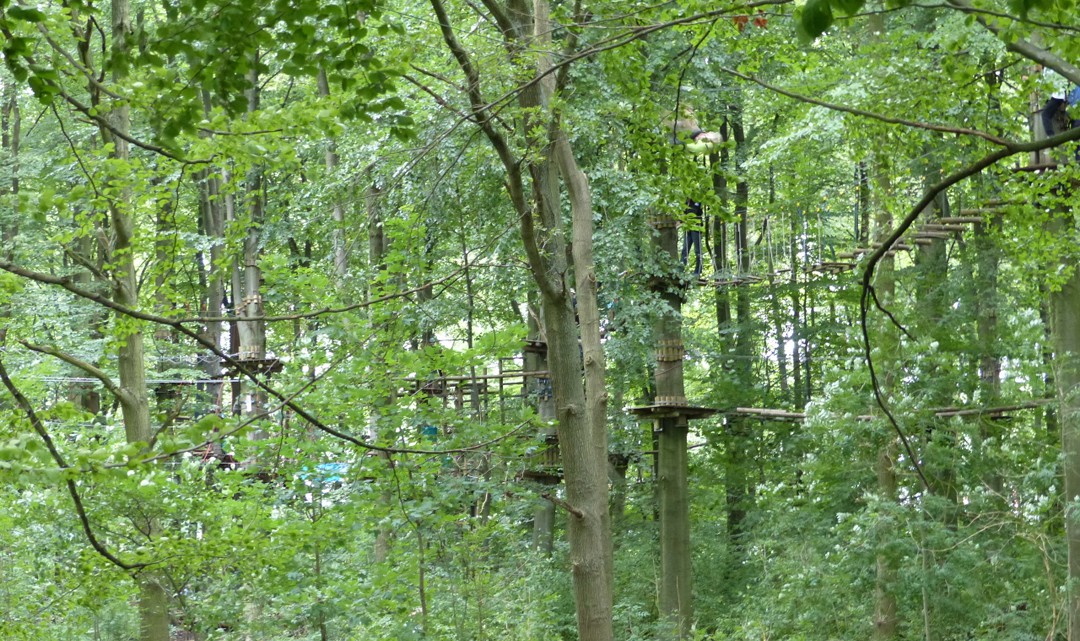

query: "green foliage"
left=797, top=0, right=836, bottom=42
left=0, top=0, right=1077, bottom=638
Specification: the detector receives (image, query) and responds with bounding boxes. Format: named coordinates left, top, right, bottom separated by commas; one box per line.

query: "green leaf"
left=6, top=6, right=45, bottom=22
left=831, top=0, right=864, bottom=16
left=798, top=0, right=834, bottom=40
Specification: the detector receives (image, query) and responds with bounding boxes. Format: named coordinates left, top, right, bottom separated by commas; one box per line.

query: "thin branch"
left=50, top=104, right=101, bottom=199
left=0, top=20, right=209, bottom=165
left=0, top=345, right=145, bottom=571
left=0, top=257, right=537, bottom=456
left=409, top=64, right=470, bottom=95
left=541, top=491, right=584, bottom=518
left=21, top=341, right=129, bottom=403
left=119, top=352, right=340, bottom=467
left=908, top=2, right=1080, bottom=34
left=428, top=0, right=554, bottom=301
left=944, top=0, right=1080, bottom=85
left=0, top=257, right=465, bottom=325
left=719, top=66, right=1011, bottom=146
left=867, top=285, right=915, bottom=341
left=35, top=23, right=123, bottom=100
left=859, top=125, right=1080, bottom=492
left=477, top=0, right=515, bottom=40
left=403, top=74, right=473, bottom=121
left=63, top=246, right=109, bottom=282
left=195, top=127, right=284, bottom=136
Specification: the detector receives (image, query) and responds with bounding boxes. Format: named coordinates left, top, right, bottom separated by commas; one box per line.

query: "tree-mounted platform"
left=223, top=357, right=283, bottom=376
left=807, top=261, right=857, bottom=274
left=520, top=433, right=562, bottom=483
left=627, top=399, right=719, bottom=423
left=523, top=339, right=547, bottom=355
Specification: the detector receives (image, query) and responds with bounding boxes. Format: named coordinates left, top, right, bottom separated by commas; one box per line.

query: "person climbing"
left=1040, top=65, right=1080, bottom=139
left=681, top=199, right=705, bottom=277
left=664, top=108, right=722, bottom=279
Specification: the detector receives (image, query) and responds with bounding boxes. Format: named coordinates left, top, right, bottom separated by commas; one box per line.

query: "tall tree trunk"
left=1049, top=210, right=1080, bottom=641
left=197, top=127, right=226, bottom=417
left=973, top=212, right=1002, bottom=493
left=790, top=209, right=803, bottom=406
left=1, top=79, right=19, bottom=256
left=765, top=169, right=789, bottom=399
left=101, top=1, right=169, bottom=638
left=525, top=299, right=558, bottom=554
left=429, top=0, right=614, bottom=636
left=365, top=178, right=396, bottom=564
left=727, top=97, right=753, bottom=547
left=914, top=169, right=956, bottom=511
left=647, top=197, right=693, bottom=638
left=238, top=58, right=267, bottom=418
left=317, top=69, right=349, bottom=278
left=552, top=127, right=613, bottom=641
left=870, top=162, right=899, bottom=641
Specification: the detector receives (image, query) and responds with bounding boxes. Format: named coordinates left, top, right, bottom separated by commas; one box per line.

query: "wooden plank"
left=921, top=224, right=967, bottom=232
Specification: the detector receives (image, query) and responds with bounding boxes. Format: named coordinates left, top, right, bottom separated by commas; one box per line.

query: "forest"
left=1, top=0, right=1079, bottom=639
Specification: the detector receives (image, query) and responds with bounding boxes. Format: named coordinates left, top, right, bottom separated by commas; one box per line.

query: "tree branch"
left=541, top=491, right=584, bottom=518
left=21, top=341, right=130, bottom=404
left=0, top=344, right=145, bottom=571
left=476, top=0, right=515, bottom=40
left=719, top=66, right=1011, bottom=146
left=428, top=0, right=557, bottom=301
left=859, top=125, right=1080, bottom=492
left=944, top=0, right=1080, bottom=85
left=0, top=258, right=537, bottom=456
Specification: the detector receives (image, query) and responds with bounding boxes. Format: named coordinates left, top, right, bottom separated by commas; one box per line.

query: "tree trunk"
left=914, top=172, right=957, bottom=515
left=608, top=453, right=629, bottom=531
left=197, top=137, right=226, bottom=416
left=790, top=209, right=803, bottom=406
left=238, top=58, right=267, bottom=421
left=429, top=0, right=614, bottom=635
left=1, top=79, right=19, bottom=256
left=317, top=69, right=349, bottom=278
left=870, top=160, right=899, bottom=641
left=552, top=128, right=614, bottom=641
left=525, top=301, right=558, bottom=554
left=647, top=202, right=693, bottom=637
left=765, top=170, right=789, bottom=399
left=728, top=98, right=753, bottom=547
left=101, top=1, right=169, bottom=638
left=974, top=213, right=1002, bottom=493
left=1049, top=212, right=1080, bottom=641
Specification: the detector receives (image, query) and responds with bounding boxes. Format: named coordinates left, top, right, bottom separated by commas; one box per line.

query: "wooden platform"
left=627, top=402, right=719, bottom=421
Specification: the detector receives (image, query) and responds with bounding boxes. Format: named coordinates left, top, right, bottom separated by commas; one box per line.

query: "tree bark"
left=870, top=164, right=899, bottom=641
left=647, top=194, right=692, bottom=637
left=317, top=68, right=349, bottom=278
left=100, top=0, right=169, bottom=638
left=1, top=79, right=19, bottom=255
left=728, top=98, right=753, bottom=547
left=1049, top=212, right=1080, bottom=641
left=526, top=301, right=558, bottom=554
left=974, top=213, right=1002, bottom=493
left=428, top=0, right=614, bottom=636
left=238, top=57, right=267, bottom=420
left=197, top=129, right=226, bottom=415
